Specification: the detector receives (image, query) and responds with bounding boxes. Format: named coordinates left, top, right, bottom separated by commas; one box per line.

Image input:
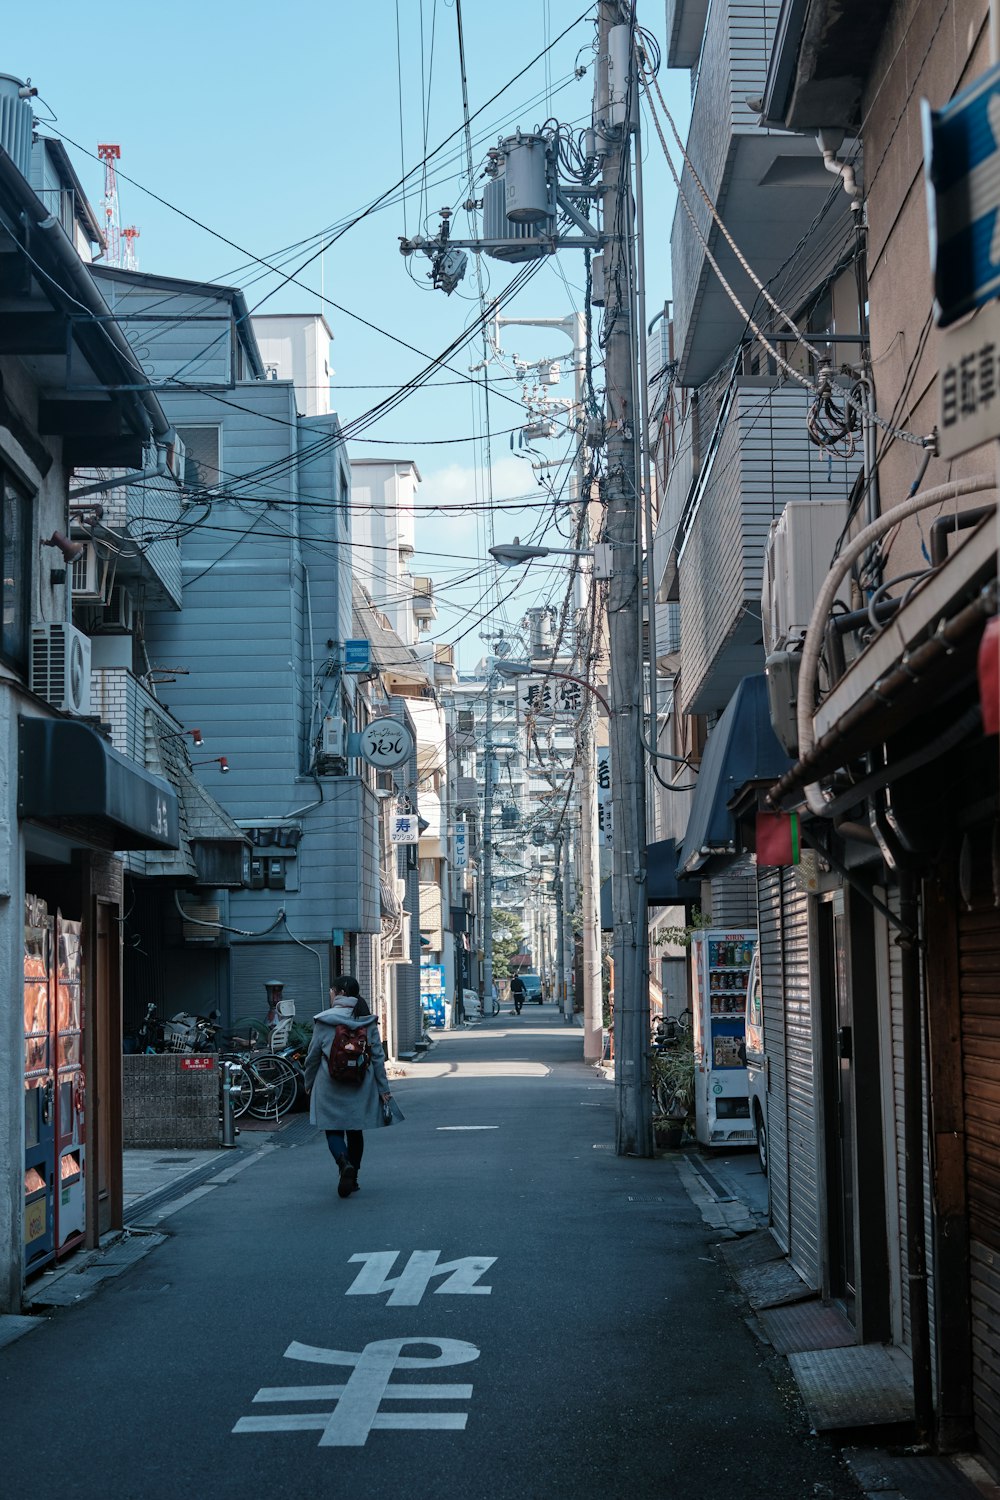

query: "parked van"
left=518, top=972, right=544, bottom=1004
left=744, top=948, right=767, bottom=1173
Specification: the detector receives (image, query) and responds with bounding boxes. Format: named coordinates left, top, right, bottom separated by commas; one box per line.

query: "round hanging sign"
left=359, top=717, right=414, bottom=769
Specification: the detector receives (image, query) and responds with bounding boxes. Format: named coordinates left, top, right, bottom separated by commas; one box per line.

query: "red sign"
left=180, top=1057, right=215, bottom=1071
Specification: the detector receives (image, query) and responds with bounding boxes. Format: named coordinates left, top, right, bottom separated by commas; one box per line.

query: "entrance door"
left=819, top=891, right=856, bottom=1319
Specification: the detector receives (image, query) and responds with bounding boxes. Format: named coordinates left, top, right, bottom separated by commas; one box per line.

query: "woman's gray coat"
left=303, top=1006, right=393, bottom=1131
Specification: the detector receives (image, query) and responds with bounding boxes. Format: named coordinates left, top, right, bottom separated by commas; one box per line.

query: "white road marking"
left=436, top=1125, right=499, bottom=1131
left=346, top=1251, right=495, bottom=1305
left=233, top=1338, right=480, bottom=1447
left=253, top=1384, right=473, bottom=1401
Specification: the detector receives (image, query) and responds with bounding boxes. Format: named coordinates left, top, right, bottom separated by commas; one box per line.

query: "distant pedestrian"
left=510, top=973, right=526, bottom=1015
left=491, top=980, right=499, bottom=1007
left=302, top=976, right=401, bottom=1198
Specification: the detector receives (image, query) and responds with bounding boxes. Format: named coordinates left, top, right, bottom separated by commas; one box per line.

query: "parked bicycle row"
left=124, top=1000, right=307, bottom=1123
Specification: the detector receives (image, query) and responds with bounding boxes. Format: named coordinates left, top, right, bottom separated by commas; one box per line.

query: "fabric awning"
left=679, top=675, right=791, bottom=876
left=19, top=716, right=179, bottom=851
left=646, top=838, right=702, bottom=905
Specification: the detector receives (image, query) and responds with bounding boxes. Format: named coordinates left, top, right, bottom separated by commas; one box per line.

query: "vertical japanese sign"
left=596, top=747, right=613, bottom=847
left=453, top=827, right=468, bottom=869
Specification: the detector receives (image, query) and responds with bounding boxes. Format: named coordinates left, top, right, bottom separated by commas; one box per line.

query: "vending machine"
left=23, top=899, right=86, bottom=1275
left=24, top=898, right=54, bottom=1273
left=690, top=929, right=758, bottom=1148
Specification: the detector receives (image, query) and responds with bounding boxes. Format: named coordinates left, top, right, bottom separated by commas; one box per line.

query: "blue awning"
left=679, top=675, right=791, bottom=877
left=646, top=838, right=701, bottom=906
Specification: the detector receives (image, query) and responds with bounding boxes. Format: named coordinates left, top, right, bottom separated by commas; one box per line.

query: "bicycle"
left=196, top=1017, right=299, bottom=1122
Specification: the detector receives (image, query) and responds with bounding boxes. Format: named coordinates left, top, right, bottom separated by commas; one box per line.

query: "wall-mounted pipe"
left=795, top=476, right=995, bottom=816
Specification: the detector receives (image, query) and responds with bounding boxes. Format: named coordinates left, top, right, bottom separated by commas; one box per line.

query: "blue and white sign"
left=344, top=638, right=371, bottom=673
left=453, top=826, right=468, bottom=869
left=924, top=61, right=1000, bottom=326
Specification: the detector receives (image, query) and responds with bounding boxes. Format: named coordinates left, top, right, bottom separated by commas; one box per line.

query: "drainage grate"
left=592, top=1143, right=614, bottom=1151
left=627, top=1194, right=665, bottom=1204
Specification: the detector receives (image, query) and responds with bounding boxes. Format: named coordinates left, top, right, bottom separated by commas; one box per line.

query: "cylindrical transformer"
left=608, top=25, right=638, bottom=131
left=590, top=253, right=606, bottom=307
left=502, top=134, right=550, bottom=223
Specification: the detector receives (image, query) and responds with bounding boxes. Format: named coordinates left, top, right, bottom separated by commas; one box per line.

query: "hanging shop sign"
left=360, top=718, right=414, bottom=769
left=392, top=814, right=421, bottom=845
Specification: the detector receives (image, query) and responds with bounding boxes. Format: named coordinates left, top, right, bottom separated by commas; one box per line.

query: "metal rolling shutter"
left=959, top=886, right=1000, bottom=1473
left=783, top=875, right=821, bottom=1290
left=229, top=941, right=329, bottom=1029
left=757, top=868, right=790, bottom=1254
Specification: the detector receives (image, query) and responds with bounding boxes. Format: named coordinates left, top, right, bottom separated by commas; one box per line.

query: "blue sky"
left=5, top=1, right=688, bottom=666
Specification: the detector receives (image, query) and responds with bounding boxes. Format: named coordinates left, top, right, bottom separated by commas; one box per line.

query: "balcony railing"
left=675, top=374, right=861, bottom=715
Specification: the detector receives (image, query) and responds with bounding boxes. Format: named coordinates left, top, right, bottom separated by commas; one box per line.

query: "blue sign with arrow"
left=924, top=60, right=1000, bottom=326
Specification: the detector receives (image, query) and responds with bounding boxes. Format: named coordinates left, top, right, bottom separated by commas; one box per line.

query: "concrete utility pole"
left=495, top=312, right=603, bottom=1054
left=598, top=2, right=652, bottom=1156
left=482, top=670, right=495, bottom=1007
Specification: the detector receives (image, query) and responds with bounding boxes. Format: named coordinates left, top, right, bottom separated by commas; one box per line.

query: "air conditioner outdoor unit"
left=321, top=714, right=346, bottom=758
left=385, top=914, right=411, bottom=963
left=30, top=623, right=92, bottom=715
left=761, top=501, right=847, bottom=655
left=100, top=586, right=134, bottom=634
left=70, top=542, right=106, bottom=603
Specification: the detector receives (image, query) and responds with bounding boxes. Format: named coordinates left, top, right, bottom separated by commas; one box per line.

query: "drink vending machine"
left=23, top=897, right=86, bottom=1275
left=690, top=929, right=758, bottom=1148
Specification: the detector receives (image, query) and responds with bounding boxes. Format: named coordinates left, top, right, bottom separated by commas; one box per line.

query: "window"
left=1, top=469, right=32, bottom=671
left=176, top=426, right=222, bottom=491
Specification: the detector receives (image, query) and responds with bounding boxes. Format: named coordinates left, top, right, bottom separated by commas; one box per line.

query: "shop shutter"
left=757, top=868, right=789, bottom=1254
left=783, top=874, right=821, bottom=1290
left=229, top=941, right=329, bottom=1031
left=958, top=856, right=1000, bottom=1473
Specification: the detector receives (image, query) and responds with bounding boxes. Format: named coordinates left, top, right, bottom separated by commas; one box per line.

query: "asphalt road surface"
left=0, top=1005, right=858, bottom=1500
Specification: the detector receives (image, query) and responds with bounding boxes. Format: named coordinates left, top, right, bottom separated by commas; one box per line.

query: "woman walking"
left=302, top=976, right=400, bottom=1198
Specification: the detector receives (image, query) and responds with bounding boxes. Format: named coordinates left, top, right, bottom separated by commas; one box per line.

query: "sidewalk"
left=2, top=1129, right=288, bottom=1338
left=674, top=1144, right=1000, bottom=1500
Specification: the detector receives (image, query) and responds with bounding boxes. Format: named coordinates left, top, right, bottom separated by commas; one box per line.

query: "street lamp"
left=490, top=538, right=614, bottom=578
left=493, top=659, right=604, bottom=1065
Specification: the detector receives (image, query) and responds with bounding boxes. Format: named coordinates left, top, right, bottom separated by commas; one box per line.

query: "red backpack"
left=326, top=1022, right=372, bottom=1087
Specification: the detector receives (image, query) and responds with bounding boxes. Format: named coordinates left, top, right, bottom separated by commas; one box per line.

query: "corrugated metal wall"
left=784, top=876, right=820, bottom=1290
left=711, top=874, right=756, bottom=925
left=758, top=868, right=790, bottom=1253
left=229, top=940, right=329, bottom=1029
left=755, top=867, right=821, bottom=1288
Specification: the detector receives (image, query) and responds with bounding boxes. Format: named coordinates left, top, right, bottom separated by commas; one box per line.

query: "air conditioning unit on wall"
left=99, top=586, right=134, bottom=634
left=70, top=542, right=107, bottom=603
left=385, top=914, right=411, bottom=962
left=30, top=623, right=91, bottom=715
left=761, top=502, right=847, bottom=655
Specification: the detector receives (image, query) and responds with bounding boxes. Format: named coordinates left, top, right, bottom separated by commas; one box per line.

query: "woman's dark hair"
left=333, top=975, right=361, bottom=998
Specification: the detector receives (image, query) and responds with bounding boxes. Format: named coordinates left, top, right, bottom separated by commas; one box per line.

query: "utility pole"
left=598, top=3, right=652, bottom=1156
left=482, top=670, right=495, bottom=1007
left=495, top=312, right=603, bottom=1053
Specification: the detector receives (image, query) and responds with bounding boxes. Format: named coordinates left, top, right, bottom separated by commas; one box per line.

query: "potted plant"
left=651, top=1043, right=696, bottom=1149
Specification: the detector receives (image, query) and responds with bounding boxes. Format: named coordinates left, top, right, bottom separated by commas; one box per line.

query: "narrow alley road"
left=0, top=1008, right=856, bottom=1500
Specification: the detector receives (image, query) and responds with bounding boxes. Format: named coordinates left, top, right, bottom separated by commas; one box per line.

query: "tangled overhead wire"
left=806, top=366, right=859, bottom=457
